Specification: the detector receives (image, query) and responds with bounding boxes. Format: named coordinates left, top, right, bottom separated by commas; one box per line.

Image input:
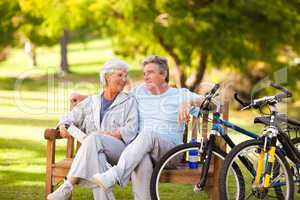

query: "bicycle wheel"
left=150, top=142, right=244, bottom=200
left=220, top=139, right=294, bottom=200
left=291, top=137, right=300, bottom=197
left=274, top=137, right=300, bottom=199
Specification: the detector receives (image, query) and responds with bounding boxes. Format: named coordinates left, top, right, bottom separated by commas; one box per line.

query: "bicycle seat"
left=254, top=116, right=270, bottom=125
left=254, top=115, right=300, bottom=128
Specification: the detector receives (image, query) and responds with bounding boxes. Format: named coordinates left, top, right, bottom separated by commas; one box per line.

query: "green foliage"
left=0, top=0, right=20, bottom=48
left=1, top=0, right=299, bottom=89
left=89, top=0, right=300, bottom=88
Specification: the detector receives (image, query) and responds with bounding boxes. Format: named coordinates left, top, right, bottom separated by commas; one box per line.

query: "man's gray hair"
left=142, top=55, right=169, bottom=83
left=99, top=59, right=129, bottom=87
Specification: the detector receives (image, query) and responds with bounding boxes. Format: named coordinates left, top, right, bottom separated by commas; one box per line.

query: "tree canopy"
left=1, top=0, right=300, bottom=90
left=89, top=0, right=300, bottom=89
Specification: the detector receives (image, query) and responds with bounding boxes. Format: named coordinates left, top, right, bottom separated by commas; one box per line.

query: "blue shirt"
left=100, top=95, right=114, bottom=125
left=132, top=85, right=202, bottom=145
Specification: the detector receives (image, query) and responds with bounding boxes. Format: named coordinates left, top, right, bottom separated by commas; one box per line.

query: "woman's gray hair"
left=99, top=59, right=129, bottom=87
left=142, top=55, right=169, bottom=83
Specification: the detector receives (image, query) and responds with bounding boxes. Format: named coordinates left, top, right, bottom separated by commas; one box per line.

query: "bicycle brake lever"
left=241, top=105, right=251, bottom=111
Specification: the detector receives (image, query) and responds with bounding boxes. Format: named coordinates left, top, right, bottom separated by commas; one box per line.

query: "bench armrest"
left=44, top=128, right=62, bottom=140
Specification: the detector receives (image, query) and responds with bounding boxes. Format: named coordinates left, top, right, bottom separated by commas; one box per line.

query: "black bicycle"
left=219, top=83, right=300, bottom=200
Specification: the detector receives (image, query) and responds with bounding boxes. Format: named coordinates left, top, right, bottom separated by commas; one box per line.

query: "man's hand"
left=101, top=129, right=121, bottom=140
left=59, top=124, right=71, bottom=138
left=101, top=129, right=122, bottom=140
left=70, top=93, right=87, bottom=108
left=178, top=101, right=191, bottom=124
left=109, top=129, right=122, bottom=140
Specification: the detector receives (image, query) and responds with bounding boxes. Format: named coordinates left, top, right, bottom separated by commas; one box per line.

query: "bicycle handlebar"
left=210, top=83, right=220, bottom=95
left=234, top=83, right=292, bottom=111
left=271, top=82, right=292, bottom=97
left=234, top=93, right=248, bottom=107
left=200, top=83, right=220, bottom=110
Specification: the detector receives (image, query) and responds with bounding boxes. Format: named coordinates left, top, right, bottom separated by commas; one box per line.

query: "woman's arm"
left=113, top=96, right=139, bottom=144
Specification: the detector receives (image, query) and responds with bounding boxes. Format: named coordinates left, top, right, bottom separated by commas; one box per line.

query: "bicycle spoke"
left=245, top=192, right=254, bottom=200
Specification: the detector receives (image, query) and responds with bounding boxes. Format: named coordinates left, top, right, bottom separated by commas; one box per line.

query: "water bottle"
left=188, top=138, right=199, bottom=169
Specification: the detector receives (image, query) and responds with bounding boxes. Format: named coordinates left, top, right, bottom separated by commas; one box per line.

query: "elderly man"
left=91, top=55, right=214, bottom=200
left=47, top=59, right=139, bottom=200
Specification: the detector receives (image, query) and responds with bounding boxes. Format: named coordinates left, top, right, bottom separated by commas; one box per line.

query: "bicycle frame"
left=195, top=111, right=259, bottom=190
left=247, top=104, right=300, bottom=189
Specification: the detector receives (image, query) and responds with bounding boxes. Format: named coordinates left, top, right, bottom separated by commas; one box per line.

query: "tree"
left=18, top=0, right=96, bottom=74
left=16, top=9, right=57, bottom=67
left=0, top=0, right=20, bottom=60
left=90, top=0, right=300, bottom=90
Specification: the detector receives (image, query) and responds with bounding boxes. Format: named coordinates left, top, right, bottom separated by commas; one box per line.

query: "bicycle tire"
left=219, top=139, right=294, bottom=200
left=150, top=142, right=244, bottom=200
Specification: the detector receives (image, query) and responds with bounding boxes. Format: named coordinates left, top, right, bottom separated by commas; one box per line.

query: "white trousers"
left=109, top=131, right=176, bottom=200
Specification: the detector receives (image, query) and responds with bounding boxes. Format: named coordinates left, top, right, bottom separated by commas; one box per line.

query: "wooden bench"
left=44, top=93, right=228, bottom=200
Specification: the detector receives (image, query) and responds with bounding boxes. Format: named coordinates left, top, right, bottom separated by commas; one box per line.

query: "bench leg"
left=45, top=140, right=55, bottom=200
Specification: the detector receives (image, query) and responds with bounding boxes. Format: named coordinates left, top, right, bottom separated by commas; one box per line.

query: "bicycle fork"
left=194, top=134, right=216, bottom=192
left=254, top=136, right=277, bottom=189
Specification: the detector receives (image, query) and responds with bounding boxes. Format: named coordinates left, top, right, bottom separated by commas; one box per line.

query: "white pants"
left=67, top=133, right=125, bottom=200
left=109, top=131, right=176, bottom=200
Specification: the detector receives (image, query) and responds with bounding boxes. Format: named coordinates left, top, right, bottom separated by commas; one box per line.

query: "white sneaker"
left=47, top=180, right=73, bottom=200
left=91, top=171, right=117, bottom=190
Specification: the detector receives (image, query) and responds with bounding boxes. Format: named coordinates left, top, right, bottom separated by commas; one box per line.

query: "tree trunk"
left=31, top=44, right=37, bottom=67
left=154, top=34, right=186, bottom=88
left=190, top=53, right=207, bottom=92
left=60, top=29, right=70, bottom=74
left=173, top=64, right=186, bottom=88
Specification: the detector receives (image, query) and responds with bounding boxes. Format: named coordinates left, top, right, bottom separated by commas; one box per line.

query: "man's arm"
left=57, top=96, right=89, bottom=139
left=178, top=93, right=218, bottom=123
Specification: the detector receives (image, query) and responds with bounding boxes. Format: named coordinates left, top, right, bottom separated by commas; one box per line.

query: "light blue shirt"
left=132, top=85, right=203, bottom=145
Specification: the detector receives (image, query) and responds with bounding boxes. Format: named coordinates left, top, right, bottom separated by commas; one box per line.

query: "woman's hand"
left=178, top=101, right=191, bottom=124
left=59, top=124, right=71, bottom=138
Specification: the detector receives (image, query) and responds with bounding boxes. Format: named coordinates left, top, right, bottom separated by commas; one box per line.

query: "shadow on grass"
left=0, top=184, right=45, bottom=200
left=0, top=184, right=113, bottom=200
left=0, top=170, right=44, bottom=186
left=0, top=68, right=143, bottom=91
left=0, top=94, right=50, bottom=102
left=71, top=60, right=104, bottom=67
left=0, top=138, right=65, bottom=163
left=0, top=77, right=52, bottom=91
left=0, top=117, right=57, bottom=127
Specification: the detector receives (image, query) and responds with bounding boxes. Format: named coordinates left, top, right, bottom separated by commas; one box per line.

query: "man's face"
left=143, top=63, right=166, bottom=89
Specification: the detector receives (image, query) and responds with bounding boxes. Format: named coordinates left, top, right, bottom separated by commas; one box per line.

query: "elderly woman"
left=47, top=59, right=138, bottom=200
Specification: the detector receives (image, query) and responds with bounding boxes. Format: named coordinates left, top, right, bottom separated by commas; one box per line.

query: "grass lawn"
left=0, top=39, right=299, bottom=199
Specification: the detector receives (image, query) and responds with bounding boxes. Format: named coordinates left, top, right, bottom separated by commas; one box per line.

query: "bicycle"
left=150, top=84, right=268, bottom=200
left=219, top=83, right=300, bottom=200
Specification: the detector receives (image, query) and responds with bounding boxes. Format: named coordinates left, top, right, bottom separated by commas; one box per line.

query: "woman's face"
left=106, top=69, right=128, bottom=93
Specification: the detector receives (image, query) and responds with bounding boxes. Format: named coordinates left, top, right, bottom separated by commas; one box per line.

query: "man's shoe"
left=91, top=171, right=117, bottom=190
left=47, top=180, right=73, bottom=200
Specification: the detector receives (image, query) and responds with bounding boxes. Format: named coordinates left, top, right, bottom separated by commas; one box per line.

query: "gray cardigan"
left=58, top=92, right=139, bottom=145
